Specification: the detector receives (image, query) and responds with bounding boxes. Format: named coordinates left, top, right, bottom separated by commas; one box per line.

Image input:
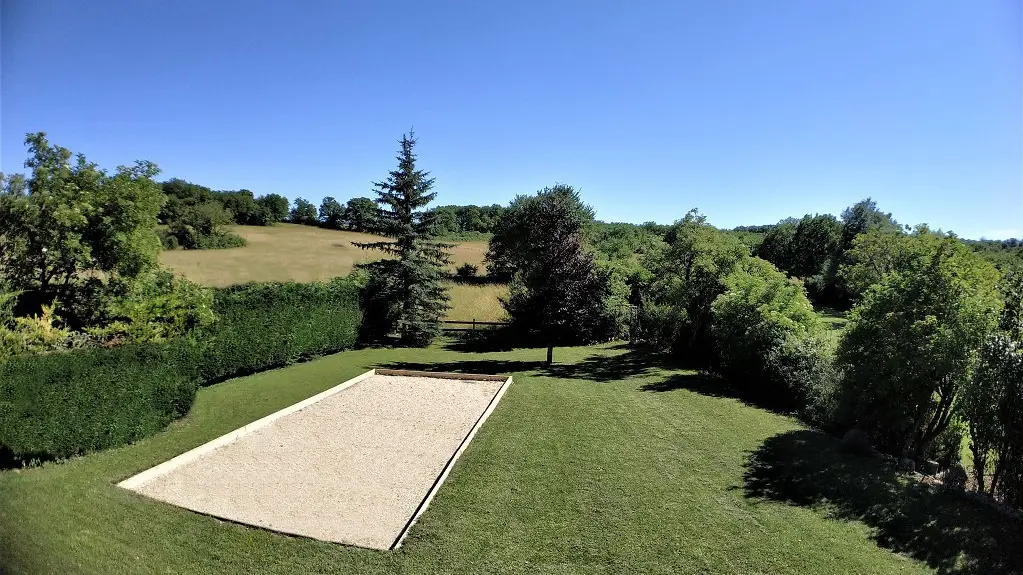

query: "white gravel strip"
left=122, top=373, right=507, bottom=550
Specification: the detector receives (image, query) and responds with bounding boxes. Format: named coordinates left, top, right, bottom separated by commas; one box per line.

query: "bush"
left=0, top=341, right=200, bottom=463
left=0, top=276, right=365, bottom=463
left=711, top=258, right=832, bottom=409
left=86, top=270, right=216, bottom=344
left=199, top=278, right=363, bottom=382
left=456, top=263, right=479, bottom=280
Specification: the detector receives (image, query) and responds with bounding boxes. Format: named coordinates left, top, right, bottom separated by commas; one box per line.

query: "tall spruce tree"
left=353, top=131, right=450, bottom=346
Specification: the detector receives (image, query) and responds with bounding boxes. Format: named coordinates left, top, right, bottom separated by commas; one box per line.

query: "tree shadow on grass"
left=541, top=345, right=678, bottom=383
left=384, top=345, right=680, bottom=383
left=742, top=429, right=1023, bottom=575
left=640, top=372, right=799, bottom=415
left=380, top=359, right=548, bottom=377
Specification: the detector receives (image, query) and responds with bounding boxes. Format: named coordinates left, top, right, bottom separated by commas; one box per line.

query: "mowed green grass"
left=159, top=223, right=508, bottom=320
left=4, top=343, right=1015, bottom=574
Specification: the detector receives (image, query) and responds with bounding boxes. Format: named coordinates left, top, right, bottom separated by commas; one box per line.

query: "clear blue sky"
left=2, top=0, right=1020, bottom=238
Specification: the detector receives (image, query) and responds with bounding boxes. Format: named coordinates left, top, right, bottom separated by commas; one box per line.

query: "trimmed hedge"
left=200, top=278, right=363, bottom=382
left=0, top=277, right=364, bottom=464
left=0, top=341, right=200, bottom=462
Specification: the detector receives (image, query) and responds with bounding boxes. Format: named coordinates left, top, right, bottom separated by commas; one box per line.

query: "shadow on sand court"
left=741, top=429, right=1023, bottom=575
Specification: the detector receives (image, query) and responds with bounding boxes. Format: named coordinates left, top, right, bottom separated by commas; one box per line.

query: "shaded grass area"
left=2, top=343, right=1015, bottom=574
left=744, top=430, right=1023, bottom=574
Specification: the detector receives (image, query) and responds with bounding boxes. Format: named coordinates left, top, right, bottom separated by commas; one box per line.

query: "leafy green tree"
left=961, top=269, right=1023, bottom=506
left=217, top=190, right=270, bottom=225
left=500, top=186, right=607, bottom=363
left=166, top=201, right=244, bottom=249
left=344, top=197, right=377, bottom=232
left=486, top=185, right=594, bottom=280
left=257, top=193, right=290, bottom=223
left=430, top=205, right=460, bottom=235
left=711, top=257, right=834, bottom=411
left=289, top=197, right=318, bottom=225
left=642, top=209, right=748, bottom=357
left=840, top=197, right=900, bottom=252
left=160, top=179, right=214, bottom=223
left=756, top=218, right=799, bottom=272
left=318, top=196, right=345, bottom=228
left=0, top=132, right=164, bottom=320
left=835, top=233, right=1001, bottom=458
left=353, top=131, right=450, bottom=346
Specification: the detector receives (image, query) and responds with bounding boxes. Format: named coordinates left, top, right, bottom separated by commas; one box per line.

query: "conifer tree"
left=354, top=131, right=450, bottom=346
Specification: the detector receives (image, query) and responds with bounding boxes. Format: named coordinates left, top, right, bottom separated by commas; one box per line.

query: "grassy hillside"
left=159, top=224, right=507, bottom=321
left=3, top=343, right=1017, bottom=574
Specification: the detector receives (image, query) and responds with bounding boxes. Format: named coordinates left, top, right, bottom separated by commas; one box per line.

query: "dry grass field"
left=159, top=224, right=507, bottom=321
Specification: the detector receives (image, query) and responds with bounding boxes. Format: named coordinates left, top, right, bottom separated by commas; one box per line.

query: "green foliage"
left=835, top=234, right=1001, bottom=458
left=711, top=257, right=834, bottom=411
left=0, top=133, right=165, bottom=320
left=642, top=209, right=748, bottom=359
left=455, top=262, right=479, bottom=279
left=587, top=221, right=665, bottom=261
left=429, top=204, right=506, bottom=237
left=86, top=269, right=216, bottom=344
left=0, top=291, right=75, bottom=362
left=218, top=190, right=272, bottom=226
left=289, top=197, right=318, bottom=225
left=199, top=278, right=363, bottom=382
left=838, top=226, right=912, bottom=298
left=0, top=277, right=362, bottom=464
left=353, top=131, right=450, bottom=346
left=164, top=201, right=246, bottom=250
left=344, top=197, right=378, bottom=232
left=318, top=196, right=345, bottom=228
left=159, top=179, right=215, bottom=223
left=961, top=269, right=1023, bottom=507
left=839, top=197, right=900, bottom=252
left=493, top=185, right=612, bottom=358
left=0, top=340, right=200, bottom=462
left=256, top=193, right=290, bottom=223
left=486, top=187, right=595, bottom=280
left=161, top=180, right=285, bottom=226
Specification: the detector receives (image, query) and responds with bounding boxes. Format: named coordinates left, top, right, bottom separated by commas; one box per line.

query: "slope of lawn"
left=2, top=343, right=1018, bottom=574
left=158, top=223, right=507, bottom=320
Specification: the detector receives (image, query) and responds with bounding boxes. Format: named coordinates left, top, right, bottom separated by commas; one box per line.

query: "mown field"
left=2, top=343, right=1017, bottom=574
left=159, top=224, right=507, bottom=321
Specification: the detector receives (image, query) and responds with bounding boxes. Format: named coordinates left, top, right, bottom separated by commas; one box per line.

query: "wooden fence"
left=440, top=320, right=508, bottom=332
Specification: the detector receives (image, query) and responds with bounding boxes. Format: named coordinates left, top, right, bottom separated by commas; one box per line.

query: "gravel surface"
left=128, top=374, right=504, bottom=549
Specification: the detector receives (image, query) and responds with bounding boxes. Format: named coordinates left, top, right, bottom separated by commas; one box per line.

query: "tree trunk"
left=546, top=345, right=553, bottom=365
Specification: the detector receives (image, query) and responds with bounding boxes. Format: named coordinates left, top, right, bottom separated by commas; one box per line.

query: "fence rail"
left=441, top=319, right=508, bottom=332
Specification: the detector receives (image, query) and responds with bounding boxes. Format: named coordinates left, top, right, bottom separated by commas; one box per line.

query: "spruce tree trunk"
left=546, top=345, right=554, bottom=365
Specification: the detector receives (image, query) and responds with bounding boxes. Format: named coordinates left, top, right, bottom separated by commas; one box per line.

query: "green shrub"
left=711, top=258, right=832, bottom=410
left=455, top=263, right=479, bottom=280
left=87, top=269, right=216, bottom=344
left=0, top=341, right=200, bottom=463
left=199, top=278, right=363, bottom=382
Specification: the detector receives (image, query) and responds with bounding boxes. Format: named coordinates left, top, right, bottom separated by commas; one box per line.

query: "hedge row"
left=0, top=342, right=201, bottom=462
left=200, top=279, right=363, bottom=382
left=0, top=278, right=363, bottom=464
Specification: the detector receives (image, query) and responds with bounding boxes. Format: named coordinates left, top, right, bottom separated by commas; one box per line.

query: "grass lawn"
left=1, top=343, right=1018, bottom=574
left=158, top=223, right=507, bottom=321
